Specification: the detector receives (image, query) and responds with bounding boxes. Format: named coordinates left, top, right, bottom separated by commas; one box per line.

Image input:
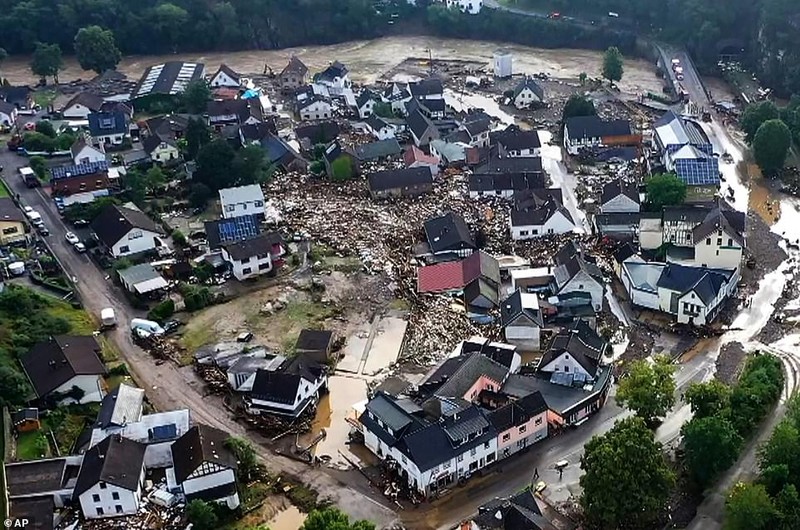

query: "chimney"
left=49, top=360, right=57, bottom=369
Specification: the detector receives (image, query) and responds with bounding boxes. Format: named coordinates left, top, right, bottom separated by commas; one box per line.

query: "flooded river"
left=2, top=36, right=663, bottom=95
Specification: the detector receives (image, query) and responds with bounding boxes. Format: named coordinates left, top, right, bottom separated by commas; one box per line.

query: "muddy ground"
left=2, top=35, right=664, bottom=95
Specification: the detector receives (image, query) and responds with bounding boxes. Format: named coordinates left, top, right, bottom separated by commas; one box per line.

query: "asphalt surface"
left=0, top=146, right=401, bottom=526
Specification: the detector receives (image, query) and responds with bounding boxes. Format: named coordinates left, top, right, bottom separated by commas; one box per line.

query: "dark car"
left=162, top=319, right=183, bottom=334
left=36, top=225, right=49, bottom=236
left=72, top=219, right=90, bottom=227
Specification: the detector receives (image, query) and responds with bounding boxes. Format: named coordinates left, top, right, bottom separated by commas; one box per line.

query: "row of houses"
left=358, top=324, right=612, bottom=498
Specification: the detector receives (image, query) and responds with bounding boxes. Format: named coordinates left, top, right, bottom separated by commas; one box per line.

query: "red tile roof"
left=404, top=145, right=439, bottom=168
left=417, top=251, right=486, bottom=293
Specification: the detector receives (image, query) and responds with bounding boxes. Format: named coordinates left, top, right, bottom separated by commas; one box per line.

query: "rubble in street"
left=56, top=494, right=186, bottom=530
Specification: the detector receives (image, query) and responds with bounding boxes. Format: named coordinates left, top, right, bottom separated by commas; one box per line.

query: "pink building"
left=488, top=392, right=548, bottom=459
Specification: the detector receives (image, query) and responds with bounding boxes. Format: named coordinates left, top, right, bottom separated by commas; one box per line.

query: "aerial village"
left=0, top=19, right=770, bottom=530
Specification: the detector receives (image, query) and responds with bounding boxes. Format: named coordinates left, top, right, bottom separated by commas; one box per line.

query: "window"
left=431, top=465, right=439, bottom=474
left=119, top=245, right=130, bottom=253
left=99, top=483, right=107, bottom=490
left=401, top=455, right=407, bottom=464
left=727, top=238, right=733, bottom=246
left=259, top=262, right=271, bottom=271
left=254, top=200, right=264, bottom=208
left=519, top=425, right=527, bottom=434
left=96, top=507, right=104, bottom=516
left=564, top=365, right=570, bottom=373
left=457, top=454, right=464, bottom=462
left=225, top=205, right=235, bottom=212
left=484, top=441, right=490, bottom=449
left=502, top=432, right=511, bottom=442
left=532, top=229, right=538, bottom=235
left=470, top=447, right=477, bottom=457
left=717, top=238, right=723, bottom=245
left=115, top=505, right=123, bottom=514
left=129, top=230, right=143, bottom=240
left=242, top=267, right=252, bottom=275
left=706, top=238, right=711, bottom=245
left=487, top=453, right=496, bottom=463
left=92, top=494, right=100, bottom=502
left=112, top=492, right=119, bottom=501
left=716, top=250, right=720, bottom=256
left=547, top=228, right=554, bottom=234
left=243, top=203, right=248, bottom=210
left=443, top=461, right=451, bottom=469
left=241, top=257, right=250, bottom=264
left=519, top=230, right=529, bottom=236
left=2, top=226, right=18, bottom=235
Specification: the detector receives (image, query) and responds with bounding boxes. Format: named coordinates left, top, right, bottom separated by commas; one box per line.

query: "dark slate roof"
left=365, top=392, right=418, bottom=434
left=552, top=241, right=603, bottom=285
left=314, top=61, right=348, bottom=83
left=214, top=64, right=241, bottom=83
left=663, top=203, right=716, bottom=224
left=91, top=204, right=163, bottom=247
left=464, top=277, right=500, bottom=306
left=692, top=203, right=745, bottom=246
left=171, top=424, right=238, bottom=483
left=50, top=161, right=108, bottom=181
left=11, top=408, right=38, bottom=425
left=564, top=116, right=631, bottom=140
left=10, top=496, right=54, bottom=530
left=0, top=85, right=31, bottom=107
left=260, top=134, right=301, bottom=168
left=510, top=197, right=573, bottom=227
left=133, top=61, right=205, bottom=98
left=142, top=133, right=177, bottom=155
left=64, top=92, right=104, bottom=112
left=295, top=329, right=333, bottom=354
left=366, top=113, right=391, bottom=132
left=204, top=214, right=262, bottom=249
left=476, top=156, right=543, bottom=176
left=424, top=212, right=475, bottom=254
left=473, top=489, right=553, bottom=530
left=74, top=435, right=146, bottom=496
left=88, top=111, right=128, bottom=137
left=613, top=242, right=638, bottom=264
left=146, top=113, right=194, bottom=139
left=410, top=77, right=444, bottom=97
left=600, top=179, right=639, bottom=205
left=500, top=289, right=544, bottom=328
left=281, top=56, right=308, bottom=77
left=434, top=352, right=509, bottom=400
left=295, top=122, right=340, bottom=146
left=513, top=77, right=545, bottom=100
left=488, top=391, right=547, bottom=432
left=357, top=89, right=378, bottom=108
left=656, top=263, right=734, bottom=305
left=240, top=121, right=278, bottom=142
left=469, top=173, right=545, bottom=193
left=538, top=320, right=607, bottom=377
left=250, top=371, right=303, bottom=405
left=407, top=108, right=437, bottom=141
left=207, top=98, right=263, bottom=123
left=460, top=339, right=518, bottom=370
left=491, top=125, right=542, bottom=151
left=5, top=459, right=66, bottom=497
left=0, top=197, right=25, bottom=223
left=222, top=231, right=283, bottom=261
left=595, top=213, right=641, bottom=228
left=367, top=167, right=433, bottom=193
left=20, top=336, right=105, bottom=398
left=464, top=118, right=491, bottom=138
left=355, top=138, right=402, bottom=161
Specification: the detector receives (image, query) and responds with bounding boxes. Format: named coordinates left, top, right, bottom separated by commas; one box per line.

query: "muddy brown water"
left=1, top=36, right=663, bottom=95
left=266, top=504, right=307, bottom=530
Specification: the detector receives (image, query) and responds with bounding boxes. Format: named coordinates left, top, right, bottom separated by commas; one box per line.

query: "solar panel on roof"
left=151, top=424, right=177, bottom=441
left=217, top=215, right=261, bottom=244
left=50, top=161, right=109, bottom=180
left=675, top=158, right=720, bottom=186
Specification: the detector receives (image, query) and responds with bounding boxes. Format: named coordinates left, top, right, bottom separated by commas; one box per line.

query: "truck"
left=101, top=308, right=117, bottom=328
left=18, top=166, right=39, bottom=188
left=25, top=210, right=43, bottom=226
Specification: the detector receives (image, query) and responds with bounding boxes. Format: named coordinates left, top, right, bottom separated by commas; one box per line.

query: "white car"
left=73, top=242, right=86, bottom=253
left=22, top=206, right=33, bottom=214
left=65, top=232, right=79, bottom=244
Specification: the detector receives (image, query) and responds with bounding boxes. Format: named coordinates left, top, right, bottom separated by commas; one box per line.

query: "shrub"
left=147, top=299, right=175, bottom=322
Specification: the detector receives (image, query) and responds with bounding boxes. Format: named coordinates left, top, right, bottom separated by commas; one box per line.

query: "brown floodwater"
left=266, top=505, right=307, bottom=530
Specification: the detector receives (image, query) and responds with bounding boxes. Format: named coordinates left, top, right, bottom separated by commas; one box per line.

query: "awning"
left=133, top=276, right=168, bottom=294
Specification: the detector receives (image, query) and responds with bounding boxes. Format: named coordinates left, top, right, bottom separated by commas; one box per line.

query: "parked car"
left=163, top=319, right=183, bottom=334
left=65, top=231, right=79, bottom=244
left=237, top=331, right=254, bottom=343
left=37, top=224, right=49, bottom=236
left=72, top=219, right=89, bottom=227
left=73, top=242, right=86, bottom=253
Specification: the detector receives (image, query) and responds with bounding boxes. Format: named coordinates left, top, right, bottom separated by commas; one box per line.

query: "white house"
left=492, top=125, right=541, bottom=158
left=552, top=242, right=605, bottom=311
left=169, top=425, right=240, bottom=509
left=512, top=77, right=544, bottom=109
left=298, top=97, right=332, bottom=121
left=441, top=0, right=483, bottom=14
left=88, top=111, right=129, bottom=146
left=220, top=232, right=284, bottom=281
left=313, top=61, right=350, bottom=91
left=71, top=137, right=106, bottom=165
left=75, top=435, right=147, bottom=519
left=366, top=114, right=396, bottom=140
left=91, top=204, right=165, bottom=258
left=209, top=64, right=242, bottom=88
left=500, top=289, right=543, bottom=351
left=219, top=184, right=266, bottom=219
left=510, top=192, right=575, bottom=240
left=226, top=350, right=286, bottom=392
left=493, top=49, right=512, bottom=78
left=0, top=101, right=18, bottom=126
left=600, top=179, right=639, bottom=213
left=537, top=320, right=607, bottom=380
left=20, top=335, right=106, bottom=404
left=563, top=115, right=632, bottom=155
left=62, top=92, right=104, bottom=120
left=143, top=134, right=180, bottom=164
left=357, top=90, right=378, bottom=118
left=360, top=393, right=497, bottom=497
left=246, top=355, right=327, bottom=418
left=690, top=208, right=745, bottom=270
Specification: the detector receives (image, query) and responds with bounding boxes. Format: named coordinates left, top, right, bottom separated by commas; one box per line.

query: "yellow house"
left=0, top=198, right=26, bottom=245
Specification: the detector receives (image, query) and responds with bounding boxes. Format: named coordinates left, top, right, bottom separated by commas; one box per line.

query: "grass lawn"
left=15, top=430, right=50, bottom=461
left=0, top=181, right=10, bottom=198
left=45, top=297, right=96, bottom=335
left=272, top=300, right=337, bottom=354
left=32, top=89, right=57, bottom=108
left=179, top=325, right=215, bottom=364
left=42, top=403, right=100, bottom=454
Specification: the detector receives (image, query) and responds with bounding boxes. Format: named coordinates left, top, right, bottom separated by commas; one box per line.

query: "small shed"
left=294, top=329, right=334, bottom=364
left=118, top=263, right=169, bottom=295
left=11, top=408, right=40, bottom=433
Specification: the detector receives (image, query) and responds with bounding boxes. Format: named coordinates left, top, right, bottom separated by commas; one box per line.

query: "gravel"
left=715, top=342, right=747, bottom=385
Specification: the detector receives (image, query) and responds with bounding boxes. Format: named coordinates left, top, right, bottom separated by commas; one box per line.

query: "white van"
left=130, top=318, right=165, bottom=336
left=608, top=11, right=619, bottom=17
left=101, top=308, right=117, bottom=328
left=26, top=210, right=43, bottom=226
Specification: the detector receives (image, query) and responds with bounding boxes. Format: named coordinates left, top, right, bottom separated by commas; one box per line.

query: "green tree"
left=233, top=145, right=267, bottom=185
left=151, top=3, right=188, bottom=51
left=195, top=139, right=236, bottom=191
left=225, top=437, right=259, bottom=482
left=729, top=354, right=784, bottom=435
left=186, top=499, right=218, bottom=530
left=30, top=43, right=63, bottom=84
left=775, top=484, right=800, bottom=530
left=602, top=46, right=624, bottom=86
left=562, top=94, right=596, bottom=122
left=373, top=102, right=394, bottom=118
left=759, top=419, right=800, bottom=489
left=0, top=365, right=29, bottom=407
left=331, top=156, right=354, bottom=181
left=646, top=173, right=687, bottom=211
left=144, top=166, right=167, bottom=192
left=189, top=183, right=213, bottom=209
left=580, top=417, right=674, bottom=530
left=182, top=79, right=212, bottom=113
left=23, top=132, right=55, bottom=152
left=753, top=119, right=791, bottom=176
left=35, top=120, right=56, bottom=138
left=741, top=101, right=780, bottom=143
left=682, top=415, right=742, bottom=487
left=29, top=156, right=47, bottom=180
left=74, top=26, right=122, bottom=74
left=185, top=118, right=211, bottom=160
left=684, top=380, right=731, bottom=419
left=616, top=355, right=676, bottom=424
left=725, top=482, right=776, bottom=530
left=579, top=72, right=588, bottom=85
left=301, top=507, right=375, bottom=530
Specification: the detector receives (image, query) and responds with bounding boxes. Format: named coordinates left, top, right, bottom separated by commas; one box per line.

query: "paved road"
left=655, top=43, right=711, bottom=109
left=0, top=147, right=400, bottom=527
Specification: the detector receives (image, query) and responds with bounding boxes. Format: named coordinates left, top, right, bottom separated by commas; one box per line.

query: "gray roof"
left=434, top=352, right=509, bottom=400
left=656, top=263, right=734, bottom=305
left=366, top=392, right=416, bottom=433
left=281, top=56, right=308, bottom=77
left=491, top=125, right=542, bottom=151
left=367, top=167, right=433, bottom=192
left=564, top=116, right=631, bottom=140
left=407, top=108, right=437, bottom=141
left=538, top=320, right=607, bottom=377
left=96, top=383, right=145, bottom=429
left=0, top=197, right=25, bottom=223
left=510, top=196, right=573, bottom=227
left=654, top=111, right=707, bottom=147
left=117, top=263, right=163, bottom=286
left=355, top=138, right=402, bottom=161
left=5, top=458, right=67, bottom=497
left=74, top=435, right=147, bottom=496
left=219, top=184, right=264, bottom=207
left=500, top=289, right=544, bottom=328
left=623, top=261, right=665, bottom=293
left=409, top=77, right=444, bottom=97
left=601, top=179, right=639, bottom=205
left=502, top=367, right=612, bottom=416
left=223, top=231, right=283, bottom=261
left=513, top=77, right=545, bottom=100
left=595, top=212, right=641, bottom=228
left=424, top=212, right=475, bottom=254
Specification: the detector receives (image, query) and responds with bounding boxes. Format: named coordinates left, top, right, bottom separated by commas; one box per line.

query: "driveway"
left=0, top=148, right=400, bottom=527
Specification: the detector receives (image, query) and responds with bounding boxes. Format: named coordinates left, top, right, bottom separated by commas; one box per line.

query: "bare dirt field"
left=1, top=36, right=662, bottom=96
